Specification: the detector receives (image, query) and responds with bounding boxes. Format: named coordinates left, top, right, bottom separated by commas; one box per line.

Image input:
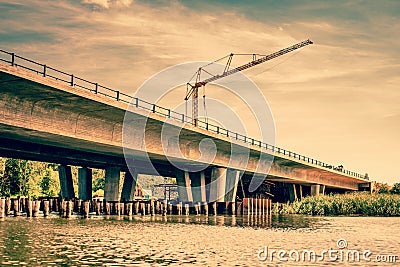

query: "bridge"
left=0, top=50, right=371, bottom=213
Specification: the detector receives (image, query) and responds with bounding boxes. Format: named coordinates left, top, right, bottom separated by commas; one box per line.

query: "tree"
left=3, top=158, right=31, bottom=196
left=390, top=183, right=400, bottom=195
left=0, top=157, right=60, bottom=198
left=40, top=168, right=60, bottom=197
left=0, top=157, right=9, bottom=197
left=93, top=176, right=105, bottom=192
left=376, top=183, right=390, bottom=194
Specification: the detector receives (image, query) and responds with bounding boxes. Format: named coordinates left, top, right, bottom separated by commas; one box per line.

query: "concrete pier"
left=58, top=165, right=75, bottom=199
left=78, top=167, right=93, bottom=201
left=190, top=171, right=207, bottom=203
left=176, top=170, right=193, bottom=203
left=209, top=168, right=240, bottom=214
left=104, top=167, right=121, bottom=202
left=121, top=170, right=138, bottom=202
left=311, top=184, right=325, bottom=196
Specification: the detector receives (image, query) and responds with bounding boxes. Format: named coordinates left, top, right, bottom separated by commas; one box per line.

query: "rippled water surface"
left=1, top=215, right=399, bottom=266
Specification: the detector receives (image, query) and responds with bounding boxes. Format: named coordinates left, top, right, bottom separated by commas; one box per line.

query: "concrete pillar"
left=320, top=185, right=325, bottom=195
left=121, top=170, right=138, bottom=202
left=210, top=167, right=240, bottom=203
left=58, top=165, right=75, bottom=200
left=310, top=184, right=320, bottom=196
left=286, top=184, right=297, bottom=202
left=78, top=167, right=92, bottom=201
left=104, top=167, right=121, bottom=202
left=299, top=185, right=303, bottom=199
left=190, top=171, right=207, bottom=203
left=225, top=169, right=240, bottom=202
left=210, top=167, right=226, bottom=202
left=176, top=170, right=193, bottom=203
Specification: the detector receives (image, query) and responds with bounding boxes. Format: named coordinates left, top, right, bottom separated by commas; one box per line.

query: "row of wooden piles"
left=0, top=197, right=272, bottom=218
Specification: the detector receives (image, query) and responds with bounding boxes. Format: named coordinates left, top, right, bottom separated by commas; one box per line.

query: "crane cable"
left=252, top=48, right=304, bottom=77
left=203, top=86, right=208, bottom=124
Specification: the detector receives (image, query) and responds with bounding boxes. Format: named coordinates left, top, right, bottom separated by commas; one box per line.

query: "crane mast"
left=185, top=39, right=313, bottom=126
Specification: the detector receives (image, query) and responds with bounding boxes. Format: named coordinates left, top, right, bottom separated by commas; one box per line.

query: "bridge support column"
left=320, top=185, right=325, bottom=195
left=104, top=167, right=121, bottom=202
left=190, top=171, right=207, bottom=203
left=78, top=167, right=92, bottom=201
left=58, top=165, right=75, bottom=200
left=310, top=185, right=321, bottom=196
left=286, top=184, right=297, bottom=202
left=176, top=170, right=194, bottom=203
left=299, top=185, right=303, bottom=199
left=210, top=167, right=240, bottom=214
left=121, top=170, right=138, bottom=202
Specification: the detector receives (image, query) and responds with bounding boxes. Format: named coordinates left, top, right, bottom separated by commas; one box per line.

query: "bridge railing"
left=0, top=49, right=368, bottom=180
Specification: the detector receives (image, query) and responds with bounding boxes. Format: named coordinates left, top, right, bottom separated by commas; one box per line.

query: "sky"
left=0, top=0, right=399, bottom=184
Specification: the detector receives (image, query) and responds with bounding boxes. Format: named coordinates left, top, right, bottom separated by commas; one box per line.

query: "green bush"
left=390, top=183, right=400, bottom=195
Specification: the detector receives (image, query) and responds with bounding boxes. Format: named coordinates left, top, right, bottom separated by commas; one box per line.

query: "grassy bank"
left=273, top=192, right=400, bottom=216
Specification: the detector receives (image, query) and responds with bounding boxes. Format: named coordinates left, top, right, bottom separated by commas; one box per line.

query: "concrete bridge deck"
left=0, top=50, right=371, bottom=205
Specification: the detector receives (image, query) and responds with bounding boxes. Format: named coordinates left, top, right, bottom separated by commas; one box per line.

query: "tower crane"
left=185, top=39, right=313, bottom=126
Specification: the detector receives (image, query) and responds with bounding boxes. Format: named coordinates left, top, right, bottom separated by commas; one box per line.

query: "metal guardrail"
left=0, top=49, right=368, bottom=180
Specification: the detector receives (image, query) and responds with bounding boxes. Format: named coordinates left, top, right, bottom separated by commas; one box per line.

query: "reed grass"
left=274, top=192, right=400, bottom=216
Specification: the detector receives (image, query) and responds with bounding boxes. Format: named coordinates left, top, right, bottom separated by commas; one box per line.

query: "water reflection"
left=0, top=216, right=399, bottom=266
left=102, top=214, right=321, bottom=229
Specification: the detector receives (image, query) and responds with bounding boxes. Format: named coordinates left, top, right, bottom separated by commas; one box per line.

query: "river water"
left=0, top=215, right=399, bottom=266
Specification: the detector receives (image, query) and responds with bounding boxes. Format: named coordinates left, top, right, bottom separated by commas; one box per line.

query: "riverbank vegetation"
left=273, top=192, right=400, bottom=216
left=0, top=158, right=107, bottom=198
left=0, top=157, right=173, bottom=199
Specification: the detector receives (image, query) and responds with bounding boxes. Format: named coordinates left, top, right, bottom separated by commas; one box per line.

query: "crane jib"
left=185, top=39, right=313, bottom=125
left=199, top=39, right=312, bottom=86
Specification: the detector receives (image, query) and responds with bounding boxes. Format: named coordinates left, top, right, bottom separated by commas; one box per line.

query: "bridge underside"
left=0, top=134, right=368, bottom=193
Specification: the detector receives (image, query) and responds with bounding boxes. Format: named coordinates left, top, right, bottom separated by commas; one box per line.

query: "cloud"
left=82, top=0, right=134, bottom=9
